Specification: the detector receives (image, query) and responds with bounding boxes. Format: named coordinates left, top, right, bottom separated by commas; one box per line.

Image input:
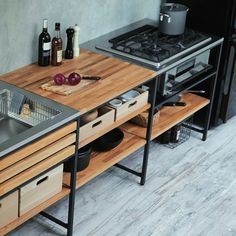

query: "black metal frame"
left=114, top=42, right=223, bottom=186
left=154, top=43, right=223, bottom=142
left=0, top=118, right=80, bottom=236
left=113, top=77, right=158, bottom=185
left=38, top=118, right=80, bottom=236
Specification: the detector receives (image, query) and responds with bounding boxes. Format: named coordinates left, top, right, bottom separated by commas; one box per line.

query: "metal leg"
left=202, top=44, right=223, bottom=141
left=39, top=118, right=80, bottom=235
left=67, top=118, right=80, bottom=236
left=140, top=78, right=158, bottom=185
left=202, top=75, right=217, bottom=141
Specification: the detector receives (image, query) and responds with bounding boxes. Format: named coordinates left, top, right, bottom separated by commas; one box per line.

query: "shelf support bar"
left=39, top=211, right=68, bottom=229
left=114, top=163, right=141, bottom=177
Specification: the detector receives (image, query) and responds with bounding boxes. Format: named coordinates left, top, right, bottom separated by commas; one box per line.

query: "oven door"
left=159, top=51, right=212, bottom=96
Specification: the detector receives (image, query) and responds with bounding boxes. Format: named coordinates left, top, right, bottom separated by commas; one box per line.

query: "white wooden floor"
left=10, top=116, right=236, bottom=236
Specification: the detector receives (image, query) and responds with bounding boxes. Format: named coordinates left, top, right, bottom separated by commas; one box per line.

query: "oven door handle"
left=170, top=63, right=213, bottom=93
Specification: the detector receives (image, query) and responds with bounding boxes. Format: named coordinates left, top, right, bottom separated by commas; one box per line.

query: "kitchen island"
left=0, top=48, right=211, bottom=235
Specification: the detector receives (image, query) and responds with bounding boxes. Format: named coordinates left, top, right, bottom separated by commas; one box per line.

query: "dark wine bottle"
left=170, top=125, right=181, bottom=143
left=38, top=19, right=51, bottom=66
left=51, top=23, right=63, bottom=66
left=158, top=129, right=171, bottom=144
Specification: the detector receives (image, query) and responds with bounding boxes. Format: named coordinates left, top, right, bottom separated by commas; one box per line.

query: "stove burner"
left=109, top=25, right=210, bottom=63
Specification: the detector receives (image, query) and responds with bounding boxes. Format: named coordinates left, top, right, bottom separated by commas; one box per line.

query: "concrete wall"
left=0, top=0, right=161, bottom=74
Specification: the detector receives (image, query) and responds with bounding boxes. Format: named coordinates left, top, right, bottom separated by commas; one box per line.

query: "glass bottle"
left=170, top=124, right=181, bottom=143
left=51, top=23, right=63, bottom=66
left=38, top=19, right=51, bottom=66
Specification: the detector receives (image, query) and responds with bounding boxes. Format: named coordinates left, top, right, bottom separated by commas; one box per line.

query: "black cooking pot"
left=159, top=3, right=189, bottom=35
left=93, top=128, right=124, bottom=151
left=64, top=144, right=92, bottom=172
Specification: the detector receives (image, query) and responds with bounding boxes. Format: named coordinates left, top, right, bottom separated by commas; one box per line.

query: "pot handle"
left=159, top=13, right=171, bottom=23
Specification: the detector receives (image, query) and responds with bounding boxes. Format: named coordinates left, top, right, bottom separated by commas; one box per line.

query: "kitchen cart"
left=0, top=41, right=222, bottom=235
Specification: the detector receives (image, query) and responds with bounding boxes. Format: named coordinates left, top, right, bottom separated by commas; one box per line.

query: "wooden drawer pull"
left=36, top=176, right=48, bottom=185
left=92, top=120, right=102, bottom=128
left=128, top=100, right=138, bottom=108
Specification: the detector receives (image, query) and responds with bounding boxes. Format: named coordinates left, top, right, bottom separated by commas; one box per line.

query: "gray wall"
left=0, top=0, right=161, bottom=74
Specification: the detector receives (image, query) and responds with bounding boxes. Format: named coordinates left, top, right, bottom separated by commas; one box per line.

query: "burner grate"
left=109, top=25, right=210, bottom=64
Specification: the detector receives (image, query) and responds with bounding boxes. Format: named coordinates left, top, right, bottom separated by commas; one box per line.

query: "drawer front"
left=20, top=165, right=63, bottom=216
left=0, top=133, right=76, bottom=184
left=115, top=90, right=148, bottom=121
left=80, top=107, right=115, bottom=142
left=0, top=122, right=77, bottom=171
left=0, top=191, right=18, bottom=228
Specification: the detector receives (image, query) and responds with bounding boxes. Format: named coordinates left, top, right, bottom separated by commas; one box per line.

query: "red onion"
left=68, top=72, right=81, bottom=85
left=54, top=73, right=66, bottom=85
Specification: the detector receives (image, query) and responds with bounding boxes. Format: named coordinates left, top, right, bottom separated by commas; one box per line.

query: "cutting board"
left=41, top=79, right=97, bottom=96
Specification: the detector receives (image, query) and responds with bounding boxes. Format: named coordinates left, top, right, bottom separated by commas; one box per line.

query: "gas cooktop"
left=96, top=25, right=212, bottom=70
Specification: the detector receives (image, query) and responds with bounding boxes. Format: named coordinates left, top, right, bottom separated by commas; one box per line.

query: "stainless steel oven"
left=158, top=49, right=211, bottom=96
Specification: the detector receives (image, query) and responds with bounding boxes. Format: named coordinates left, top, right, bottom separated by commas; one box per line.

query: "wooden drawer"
left=110, top=89, right=148, bottom=121
left=80, top=106, right=115, bottom=142
left=0, top=191, right=18, bottom=228
left=19, top=165, right=63, bottom=216
left=0, top=133, right=76, bottom=184
left=0, top=122, right=77, bottom=171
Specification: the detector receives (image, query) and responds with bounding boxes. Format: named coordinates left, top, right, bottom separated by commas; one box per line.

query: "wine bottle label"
left=43, top=51, right=50, bottom=57
left=176, top=130, right=181, bottom=140
left=43, top=42, right=51, bottom=51
left=57, top=50, right=62, bottom=62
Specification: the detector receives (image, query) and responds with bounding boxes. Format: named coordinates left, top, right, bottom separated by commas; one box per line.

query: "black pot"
left=64, top=144, right=92, bottom=172
left=93, top=128, right=124, bottom=151
left=159, top=3, right=189, bottom=35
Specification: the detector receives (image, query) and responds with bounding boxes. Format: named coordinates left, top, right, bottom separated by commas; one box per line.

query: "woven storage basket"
left=130, top=110, right=160, bottom=127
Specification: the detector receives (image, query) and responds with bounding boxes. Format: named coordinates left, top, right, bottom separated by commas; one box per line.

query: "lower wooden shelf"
left=0, top=187, right=70, bottom=236
left=63, top=130, right=146, bottom=189
left=121, top=93, right=210, bottom=140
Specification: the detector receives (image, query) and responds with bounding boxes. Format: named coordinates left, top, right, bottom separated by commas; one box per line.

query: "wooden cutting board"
left=41, top=79, right=97, bottom=96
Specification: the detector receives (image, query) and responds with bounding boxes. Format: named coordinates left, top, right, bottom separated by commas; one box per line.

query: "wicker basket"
left=130, top=110, right=160, bottom=127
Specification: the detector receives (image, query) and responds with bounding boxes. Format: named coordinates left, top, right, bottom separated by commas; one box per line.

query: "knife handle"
left=163, top=102, right=186, bottom=107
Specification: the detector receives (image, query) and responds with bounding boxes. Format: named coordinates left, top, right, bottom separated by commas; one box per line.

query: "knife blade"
left=82, top=76, right=101, bottom=81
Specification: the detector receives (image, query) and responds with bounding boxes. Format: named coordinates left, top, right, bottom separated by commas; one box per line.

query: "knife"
left=163, top=102, right=186, bottom=107
left=82, top=76, right=101, bottom=81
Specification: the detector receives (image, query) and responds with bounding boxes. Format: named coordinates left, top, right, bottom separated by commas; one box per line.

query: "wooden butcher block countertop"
left=0, top=49, right=156, bottom=114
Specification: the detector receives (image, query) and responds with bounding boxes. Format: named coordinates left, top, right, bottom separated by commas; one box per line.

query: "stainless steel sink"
left=0, top=81, right=80, bottom=158
left=0, top=117, right=31, bottom=145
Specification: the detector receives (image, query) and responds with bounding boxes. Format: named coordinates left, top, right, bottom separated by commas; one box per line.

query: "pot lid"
left=161, top=3, right=189, bottom=12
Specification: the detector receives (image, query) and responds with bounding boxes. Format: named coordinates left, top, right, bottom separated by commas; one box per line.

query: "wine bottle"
left=170, top=125, right=181, bottom=143
left=38, top=19, right=51, bottom=66
left=51, top=23, right=63, bottom=66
